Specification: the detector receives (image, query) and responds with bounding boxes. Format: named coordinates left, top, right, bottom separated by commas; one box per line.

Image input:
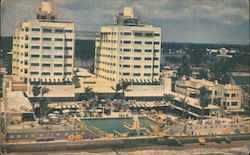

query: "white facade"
left=94, top=7, right=161, bottom=84
left=175, top=78, right=243, bottom=111
left=12, top=1, right=75, bottom=83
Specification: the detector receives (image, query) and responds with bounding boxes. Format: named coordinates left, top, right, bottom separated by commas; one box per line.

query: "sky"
left=1, top=0, right=249, bottom=44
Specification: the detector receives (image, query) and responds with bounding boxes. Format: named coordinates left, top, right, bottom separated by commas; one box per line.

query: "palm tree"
left=111, top=81, right=129, bottom=109
left=84, top=86, right=95, bottom=101
left=164, top=94, right=175, bottom=103
left=32, top=84, right=41, bottom=98
left=32, top=85, right=50, bottom=119
left=199, top=87, right=210, bottom=120
left=39, top=87, right=50, bottom=118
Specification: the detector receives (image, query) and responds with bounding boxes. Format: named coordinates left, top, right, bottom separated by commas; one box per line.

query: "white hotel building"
left=11, top=1, right=75, bottom=100
left=94, top=7, right=161, bottom=84
left=12, top=1, right=75, bottom=84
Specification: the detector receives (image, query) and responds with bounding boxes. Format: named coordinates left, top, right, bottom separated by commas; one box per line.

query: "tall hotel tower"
left=12, top=1, right=75, bottom=84
left=94, top=7, right=161, bottom=84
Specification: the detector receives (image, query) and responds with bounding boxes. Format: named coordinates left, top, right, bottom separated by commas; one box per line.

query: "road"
left=5, top=140, right=250, bottom=155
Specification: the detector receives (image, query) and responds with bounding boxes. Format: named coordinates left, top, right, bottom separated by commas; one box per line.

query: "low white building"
left=175, top=77, right=243, bottom=112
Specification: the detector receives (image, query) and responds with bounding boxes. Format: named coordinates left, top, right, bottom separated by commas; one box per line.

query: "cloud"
left=1, top=0, right=249, bottom=44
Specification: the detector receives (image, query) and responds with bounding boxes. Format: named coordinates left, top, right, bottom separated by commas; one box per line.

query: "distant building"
left=206, top=48, right=238, bottom=58
left=175, top=77, right=243, bottom=112
left=12, top=1, right=75, bottom=84
left=94, top=7, right=161, bottom=84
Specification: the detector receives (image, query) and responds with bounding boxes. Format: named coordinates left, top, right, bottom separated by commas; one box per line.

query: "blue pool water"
left=82, top=117, right=156, bottom=134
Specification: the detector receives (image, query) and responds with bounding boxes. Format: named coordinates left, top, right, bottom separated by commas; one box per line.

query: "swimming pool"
left=82, top=117, right=156, bottom=134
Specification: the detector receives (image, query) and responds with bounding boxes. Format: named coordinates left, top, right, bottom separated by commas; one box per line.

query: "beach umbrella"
left=43, top=119, right=49, bottom=123
left=53, top=111, right=60, bottom=114
left=62, top=109, right=70, bottom=113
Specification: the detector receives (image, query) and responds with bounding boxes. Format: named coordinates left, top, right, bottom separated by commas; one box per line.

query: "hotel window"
left=145, top=33, right=153, bottom=37
left=123, top=72, right=130, bottom=76
left=31, top=37, right=40, bottom=41
left=42, top=46, right=51, bottom=50
left=145, top=41, right=152, bottom=44
left=31, top=54, right=39, bottom=58
left=55, top=38, right=63, bottom=41
left=55, top=47, right=63, bottom=50
left=231, top=94, right=236, bottom=97
left=153, top=57, right=159, bottom=60
left=25, top=52, right=28, bottom=57
left=123, top=57, right=130, bottom=60
left=25, top=27, right=29, bottom=32
left=224, top=93, right=230, bottom=97
left=65, top=29, right=73, bottom=33
left=154, top=33, right=160, bottom=36
left=64, top=64, right=72, bottom=67
left=134, top=32, right=142, bottom=37
left=124, top=41, right=131, bottom=44
left=231, top=102, right=238, bottom=106
left=134, top=65, right=141, bottom=68
left=144, top=73, right=151, bottom=76
left=134, top=57, right=141, bottom=60
left=124, top=32, right=131, bottom=35
left=25, top=36, right=29, bottom=40
left=65, top=47, right=72, bottom=50
left=31, top=63, right=39, bottom=66
left=153, top=65, right=159, bottom=68
left=123, top=64, right=130, bottom=68
left=145, top=49, right=152, bottom=52
left=42, top=64, right=50, bottom=67
left=65, top=39, right=73, bottom=42
left=154, top=49, right=159, bottom=52
left=154, top=42, right=160, bottom=45
left=145, top=57, right=152, bottom=60
left=54, top=72, right=62, bottom=75
left=31, top=72, right=39, bottom=75
left=54, top=64, right=63, bottom=67
left=42, top=55, right=51, bottom=58
left=55, top=55, right=63, bottom=58
left=64, top=72, right=72, bottom=75
left=32, top=28, right=40, bottom=31
left=25, top=44, right=29, bottom=49
left=144, top=65, right=151, bottom=68
left=43, top=38, right=51, bottom=41
left=55, top=29, right=64, bottom=33
left=65, top=55, right=72, bottom=58
left=42, top=72, right=50, bottom=75
left=134, top=49, right=141, bottom=52
left=153, top=73, right=158, bottom=76
left=123, top=48, right=131, bottom=52
left=133, top=73, right=140, bottom=76
left=31, top=46, right=40, bottom=49
left=134, top=41, right=142, bottom=44
left=42, top=28, right=52, bottom=33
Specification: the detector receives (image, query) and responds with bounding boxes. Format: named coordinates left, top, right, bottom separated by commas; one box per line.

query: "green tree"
left=72, top=77, right=80, bottom=88
left=84, top=86, right=95, bottom=101
left=176, top=61, right=192, bottom=77
left=213, top=98, right=221, bottom=106
left=199, top=87, right=210, bottom=120
left=40, top=87, right=50, bottom=117
left=32, top=84, right=41, bottom=98
left=111, top=81, right=129, bottom=108
left=197, top=69, right=209, bottom=80
left=164, top=94, right=175, bottom=102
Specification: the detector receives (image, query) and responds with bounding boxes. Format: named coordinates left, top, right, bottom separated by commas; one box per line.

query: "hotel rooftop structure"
left=12, top=1, right=75, bottom=84
left=94, top=7, right=161, bottom=84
